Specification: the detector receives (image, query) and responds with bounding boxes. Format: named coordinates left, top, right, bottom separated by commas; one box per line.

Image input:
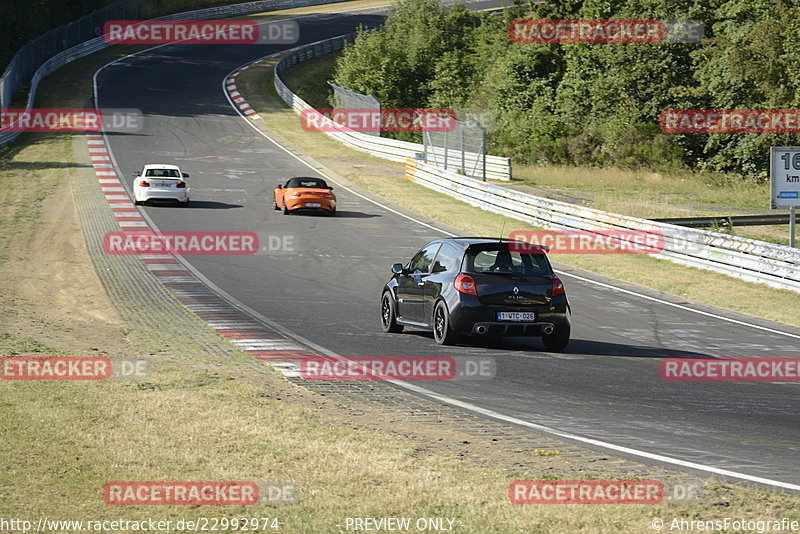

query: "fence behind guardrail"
left=274, top=35, right=511, bottom=181
left=424, top=118, right=487, bottom=181
left=328, top=81, right=381, bottom=137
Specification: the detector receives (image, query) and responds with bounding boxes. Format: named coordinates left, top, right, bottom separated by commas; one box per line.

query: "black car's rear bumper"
left=469, top=321, right=556, bottom=336
left=447, top=295, right=570, bottom=337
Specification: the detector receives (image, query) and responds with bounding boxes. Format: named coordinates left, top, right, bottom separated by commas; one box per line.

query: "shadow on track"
left=397, top=330, right=712, bottom=359
left=331, top=211, right=381, bottom=219
left=287, top=210, right=380, bottom=219
left=145, top=200, right=243, bottom=209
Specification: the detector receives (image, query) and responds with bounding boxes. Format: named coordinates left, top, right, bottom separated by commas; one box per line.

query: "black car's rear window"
left=286, top=177, right=328, bottom=189
left=464, top=246, right=550, bottom=276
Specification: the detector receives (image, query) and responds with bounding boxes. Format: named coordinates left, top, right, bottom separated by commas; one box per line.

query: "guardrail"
left=0, top=0, right=352, bottom=149
left=274, top=35, right=512, bottom=181
left=405, top=159, right=800, bottom=293
left=652, top=213, right=800, bottom=228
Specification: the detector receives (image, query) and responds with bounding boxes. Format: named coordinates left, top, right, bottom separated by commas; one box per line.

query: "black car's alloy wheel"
left=381, top=292, right=404, bottom=333
left=433, top=301, right=458, bottom=345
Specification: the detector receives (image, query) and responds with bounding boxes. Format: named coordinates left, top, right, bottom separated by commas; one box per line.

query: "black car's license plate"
left=497, top=311, right=536, bottom=322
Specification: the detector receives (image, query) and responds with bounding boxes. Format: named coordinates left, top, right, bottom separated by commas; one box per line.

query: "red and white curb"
left=87, top=135, right=148, bottom=230
left=85, top=133, right=321, bottom=378
left=224, top=65, right=261, bottom=120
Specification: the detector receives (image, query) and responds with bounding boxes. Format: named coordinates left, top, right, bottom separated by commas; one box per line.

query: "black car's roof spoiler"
left=450, top=237, right=551, bottom=253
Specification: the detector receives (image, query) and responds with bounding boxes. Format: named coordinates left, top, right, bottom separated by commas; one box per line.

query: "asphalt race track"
left=95, top=9, right=800, bottom=490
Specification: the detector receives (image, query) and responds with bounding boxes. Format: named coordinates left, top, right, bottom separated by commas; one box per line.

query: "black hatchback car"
left=380, top=238, right=571, bottom=350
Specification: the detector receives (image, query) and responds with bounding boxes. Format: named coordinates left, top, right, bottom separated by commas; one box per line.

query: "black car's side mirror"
left=182, top=172, right=190, bottom=178
left=391, top=263, right=405, bottom=275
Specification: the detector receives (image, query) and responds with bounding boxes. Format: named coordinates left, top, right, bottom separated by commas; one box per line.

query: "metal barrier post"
left=481, top=126, right=487, bottom=181
left=460, top=127, right=465, bottom=174
left=792, top=206, right=797, bottom=248
left=443, top=130, right=448, bottom=170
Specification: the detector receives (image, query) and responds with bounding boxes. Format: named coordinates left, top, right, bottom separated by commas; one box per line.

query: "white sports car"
left=133, top=164, right=190, bottom=206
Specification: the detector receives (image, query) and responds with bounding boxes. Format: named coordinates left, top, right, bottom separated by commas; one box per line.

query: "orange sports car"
left=273, top=176, right=336, bottom=216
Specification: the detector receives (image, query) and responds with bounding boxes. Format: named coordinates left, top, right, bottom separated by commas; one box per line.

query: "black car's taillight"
left=551, top=276, right=565, bottom=296
left=455, top=274, right=478, bottom=296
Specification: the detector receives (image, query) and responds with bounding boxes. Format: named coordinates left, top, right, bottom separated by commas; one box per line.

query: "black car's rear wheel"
left=380, top=292, right=403, bottom=333
left=433, top=301, right=459, bottom=345
left=542, top=322, right=570, bottom=351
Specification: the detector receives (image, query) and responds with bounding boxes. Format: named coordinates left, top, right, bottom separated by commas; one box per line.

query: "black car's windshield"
left=464, top=247, right=550, bottom=276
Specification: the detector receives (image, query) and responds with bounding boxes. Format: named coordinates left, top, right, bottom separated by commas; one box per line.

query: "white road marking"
left=206, top=321, right=267, bottom=329
left=231, top=339, right=304, bottom=351
left=268, top=362, right=301, bottom=377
